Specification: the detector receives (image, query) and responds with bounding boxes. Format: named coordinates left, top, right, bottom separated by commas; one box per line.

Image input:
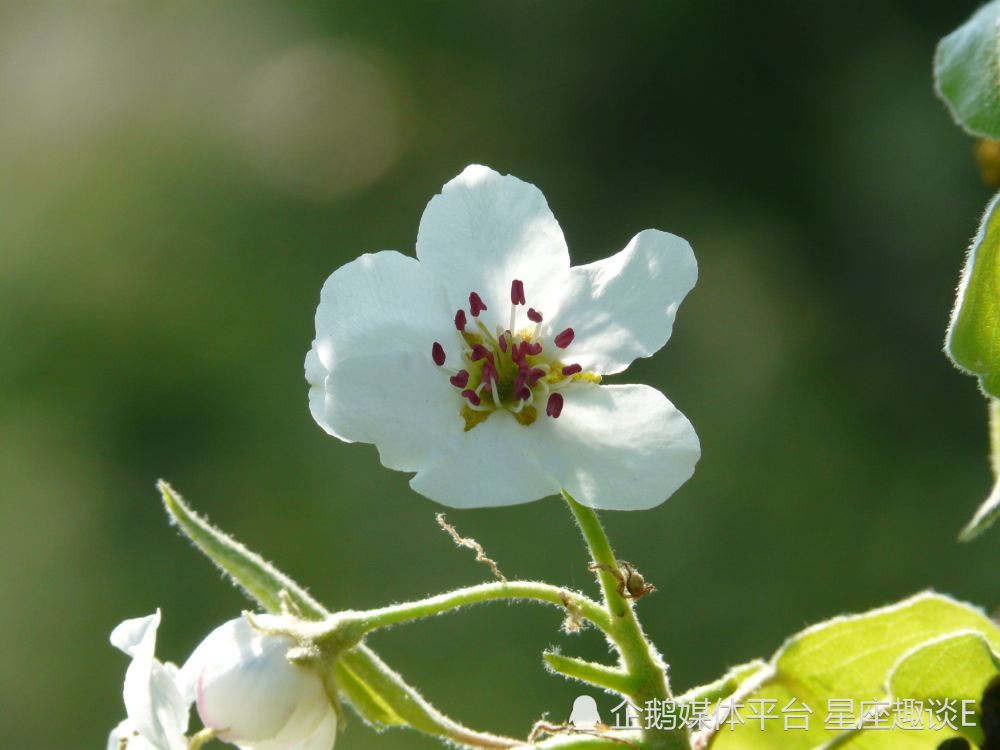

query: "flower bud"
left=181, top=616, right=337, bottom=750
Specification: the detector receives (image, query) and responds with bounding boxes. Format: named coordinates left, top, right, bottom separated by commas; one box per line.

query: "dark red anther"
left=546, top=392, right=564, bottom=418
left=449, top=370, right=470, bottom=388
left=511, top=342, right=523, bottom=363
left=510, top=279, right=526, bottom=305
left=515, top=385, right=532, bottom=401
left=561, top=364, right=582, bottom=376
left=554, top=328, right=575, bottom=348
left=470, top=344, right=493, bottom=363
left=524, top=341, right=542, bottom=356
left=469, top=292, right=487, bottom=317
left=454, top=309, right=467, bottom=331
left=498, top=333, right=508, bottom=353
left=529, top=367, right=546, bottom=385
left=481, top=362, right=496, bottom=390
left=527, top=307, right=542, bottom=323
left=461, top=389, right=481, bottom=406
left=432, top=342, right=446, bottom=366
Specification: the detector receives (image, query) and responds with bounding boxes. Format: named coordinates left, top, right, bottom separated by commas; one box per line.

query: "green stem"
left=543, top=651, right=638, bottom=695
left=348, top=581, right=612, bottom=635
left=960, top=397, right=1000, bottom=541
left=563, top=491, right=690, bottom=750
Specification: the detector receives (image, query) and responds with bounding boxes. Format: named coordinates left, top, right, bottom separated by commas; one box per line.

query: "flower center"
left=431, top=279, right=600, bottom=431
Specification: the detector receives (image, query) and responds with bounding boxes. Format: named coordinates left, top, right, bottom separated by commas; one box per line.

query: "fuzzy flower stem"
left=343, top=581, right=612, bottom=636
left=562, top=491, right=691, bottom=750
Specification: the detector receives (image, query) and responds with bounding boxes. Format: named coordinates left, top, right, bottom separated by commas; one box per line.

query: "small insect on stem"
left=587, top=560, right=656, bottom=600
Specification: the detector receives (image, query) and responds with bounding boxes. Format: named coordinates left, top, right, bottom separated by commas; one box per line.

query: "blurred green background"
left=2, top=0, right=997, bottom=747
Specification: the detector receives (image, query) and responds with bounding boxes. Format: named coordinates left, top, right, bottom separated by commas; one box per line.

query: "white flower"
left=306, top=164, right=700, bottom=510
left=108, top=611, right=189, bottom=750
left=181, top=616, right=337, bottom=750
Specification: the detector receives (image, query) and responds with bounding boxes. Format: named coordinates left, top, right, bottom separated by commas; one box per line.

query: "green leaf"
left=947, top=194, right=1000, bottom=399
left=158, top=481, right=417, bottom=730
left=772, top=592, right=1000, bottom=703
left=935, top=0, right=1000, bottom=138
left=708, top=593, right=1000, bottom=749
left=887, top=630, right=1000, bottom=745
left=889, top=628, right=999, bottom=704
left=158, top=480, right=326, bottom=618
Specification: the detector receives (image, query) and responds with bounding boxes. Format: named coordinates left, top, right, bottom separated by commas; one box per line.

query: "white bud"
left=181, top=616, right=337, bottom=750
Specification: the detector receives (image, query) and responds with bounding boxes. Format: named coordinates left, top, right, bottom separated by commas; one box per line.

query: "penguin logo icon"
left=568, top=695, right=601, bottom=728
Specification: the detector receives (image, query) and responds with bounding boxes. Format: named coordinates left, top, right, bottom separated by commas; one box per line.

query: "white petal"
left=111, top=611, right=161, bottom=659
left=313, top=250, right=454, bottom=370
left=305, top=347, right=334, bottom=437
left=549, top=229, right=697, bottom=375
left=184, top=618, right=306, bottom=743
left=410, top=411, right=560, bottom=508
left=240, top=682, right=333, bottom=750
left=322, top=350, right=464, bottom=472
left=416, top=165, right=570, bottom=324
left=527, top=384, right=699, bottom=510
left=121, top=634, right=190, bottom=750
left=107, top=720, right=158, bottom=750
left=289, top=711, right=337, bottom=750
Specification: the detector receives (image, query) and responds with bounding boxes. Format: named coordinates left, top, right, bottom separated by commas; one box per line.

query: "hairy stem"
left=563, top=491, right=691, bottom=750
left=346, top=581, right=612, bottom=636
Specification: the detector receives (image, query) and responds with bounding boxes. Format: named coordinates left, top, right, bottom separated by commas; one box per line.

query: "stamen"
left=561, top=364, right=582, bottom=376
left=523, top=341, right=542, bottom=357
left=498, top=332, right=508, bottom=353
left=454, top=309, right=467, bottom=331
left=515, top=384, right=532, bottom=401
left=449, top=370, right=470, bottom=389
left=432, top=342, right=446, bottom=366
left=527, top=308, right=542, bottom=323
left=554, top=328, right=575, bottom=348
left=470, top=344, right=494, bottom=363
left=528, top=367, right=546, bottom=385
left=546, top=392, right=564, bottom=418
left=510, top=279, right=526, bottom=305
left=481, top=362, right=497, bottom=391
left=469, top=292, right=487, bottom=317
left=461, top=389, right=481, bottom=406
left=489, top=379, right=502, bottom=408
left=514, top=370, right=527, bottom=392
